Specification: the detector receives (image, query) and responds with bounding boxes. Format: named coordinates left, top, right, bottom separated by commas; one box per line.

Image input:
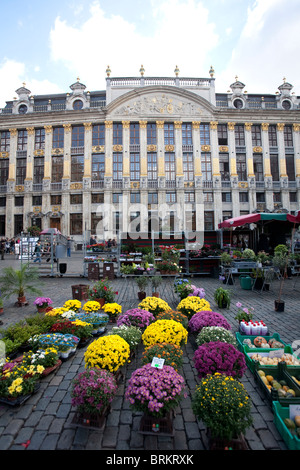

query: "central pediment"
left=106, top=86, right=215, bottom=120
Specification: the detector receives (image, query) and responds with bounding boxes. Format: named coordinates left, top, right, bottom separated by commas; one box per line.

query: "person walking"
left=67, top=237, right=72, bottom=257
left=33, top=241, right=42, bottom=264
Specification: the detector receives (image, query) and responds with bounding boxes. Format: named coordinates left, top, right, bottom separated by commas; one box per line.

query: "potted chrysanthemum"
left=117, top=308, right=156, bottom=330
left=108, top=325, right=142, bottom=353
left=188, top=310, right=232, bottom=335
left=34, top=297, right=53, bottom=313
left=195, top=326, right=237, bottom=348
left=193, top=341, right=246, bottom=379
left=84, top=335, right=130, bottom=374
left=138, top=296, right=171, bottom=317
left=103, top=302, right=122, bottom=323
left=142, top=319, right=188, bottom=348
left=141, top=342, right=183, bottom=371
left=177, top=296, right=211, bottom=319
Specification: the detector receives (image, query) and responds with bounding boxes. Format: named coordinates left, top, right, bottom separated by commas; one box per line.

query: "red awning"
left=218, top=212, right=300, bottom=229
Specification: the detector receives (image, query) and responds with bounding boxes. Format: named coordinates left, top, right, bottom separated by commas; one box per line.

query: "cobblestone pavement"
left=0, top=253, right=299, bottom=452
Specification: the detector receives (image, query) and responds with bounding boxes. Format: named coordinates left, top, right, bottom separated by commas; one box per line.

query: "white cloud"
left=49, top=0, right=219, bottom=89
left=216, top=0, right=300, bottom=94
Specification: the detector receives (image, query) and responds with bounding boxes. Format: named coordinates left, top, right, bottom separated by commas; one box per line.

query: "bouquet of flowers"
left=88, top=278, right=117, bottom=303
left=82, top=301, right=101, bottom=313
left=156, top=310, right=189, bottom=329
left=195, top=326, right=237, bottom=348
left=63, top=299, right=81, bottom=313
left=108, top=325, right=142, bottom=351
left=177, top=296, right=211, bottom=319
left=71, top=368, right=118, bottom=415
left=234, top=302, right=254, bottom=322
left=188, top=311, right=231, bottom=334
left=117, top=308, right=155, bottom=330
left=142, top=319, right=188, bottom=348
left=34, top=297, right=53, bottom=309
left=141, top=342, right=183, bottom=371
left=125, top=363, right=187, bottom=417
left=193, top=341, right=246, bottom=379
left=103, top=302, right=122, bottom=318
left=192, top=373, right=253, bottom=440
left=138, top=297, right=171, bottom=317
left=84, top=335, right=130, bottom=372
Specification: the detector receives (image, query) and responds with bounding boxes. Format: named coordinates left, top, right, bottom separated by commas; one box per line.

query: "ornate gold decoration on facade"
left=113, top=145, right=123, bottom=152
left=244, top=123, right=252, bottom=131
left=201, top=145, right=211, bottom=152
left=33, top=206, right=42, bottom=213
left=44, top=125, right=53, bottom=134
left=15, top=185, right=24, bottom=192
left=147, top=145, right=157, bottom=152
left=277, top=123, right=285, bottom=131
left=70, top=183, right=83, bottom=190
left=174, top=121, right=182, bottom=129
left=238, top=182, right=248, bottom=189
left=9, top=128, right=17, bottom=137
left=122, top=121, right=130, bottom=128
left=34, top=149, right=44, bottom=156
left=184, top=182, right=194, bottom=188
left=261, top=123, right=269, bottom=131
left=105, top=121, right=113, bottom=128
left=52, top=206, right=61, bottom=213
left=253, top=146, right=263, bottom=153
left=227, top=122, right=235, bottom=131
left=130, top=182, right=140, bottom=189
left=139, top=121, right=147, bottom=128
left=192, top=121, right=201, bottom=129
left=83, top=122, right=92, bottom=131
left=52, top=148, right=64, bottom=155
left=106, top=66, right=111, bottom=77
left=293, top=124, right=300, bottom=132
left=156, top=121, right=164, bottom=129
left=0, top=152, right=9, bottom=159
left=26, top=127, right=35, bottom=135
left=210, top=121, right=218, bottom=130
left=92, top=145, right=105, bottom=153
left=63, top=124, right=72, bottom=133
left=165, top=145, right=174, bottom=152
left=219, top=146, right=229, bottom=153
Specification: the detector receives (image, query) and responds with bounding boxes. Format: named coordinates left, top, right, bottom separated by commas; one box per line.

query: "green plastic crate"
left=254, top=362, right=300, bottom=406
left=273, top=401, right=300, bottom=450
left=243, top=345, right=300, bottom=374
left=236, top=332, right=288, bottom=353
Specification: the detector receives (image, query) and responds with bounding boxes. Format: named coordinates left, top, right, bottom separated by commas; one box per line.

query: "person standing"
left=33, top=241, right=42, bottom=264
left=67, top=237, right=72, bottom=257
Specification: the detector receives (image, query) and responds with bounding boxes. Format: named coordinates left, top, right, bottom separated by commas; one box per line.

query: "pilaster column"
left=122, top=120, right=130, bottom=177
left=62, top=124, right=72, bottom=180
left=192, top=121, right=201, bottom=176
left=244, top=122, right=254, bottom=177
left=293, top=124, right=300, bottom=180
left=43, top=125, right=52, bottom=180
left=8, top=128, right=17, bottom=181
left=277, top=123, right=287, bottom=177
left=210, top=121, right=220, bottom=176
left=227, top=122, right=237, bottom=176
left=156, top=121, right=165, bottom=177
left=83, top=122, right=92, bottom=178
left=261, top=123, right=271, bottom=177
left=139, top=121, right=147, bottom=177
left=174, top=121, right=183, bottom=176
left=25, top=127, right=35, bottom=182
left=104, top=121, right=113, bottom=177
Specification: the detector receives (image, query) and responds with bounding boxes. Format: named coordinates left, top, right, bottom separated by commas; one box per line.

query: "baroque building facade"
left=0, top=66, right=299, bottom=243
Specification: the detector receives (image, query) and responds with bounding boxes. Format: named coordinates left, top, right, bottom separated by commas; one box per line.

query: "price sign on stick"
left=151, top=357, right=165, bottom=369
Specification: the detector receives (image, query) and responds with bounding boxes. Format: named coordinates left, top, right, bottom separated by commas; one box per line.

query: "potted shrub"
left=241, top=248, right=256, bottom=260
left=150, top=275, right=162, bottom=297
left=192, top=372, right=252, bottom=449
left=88, top=278, right=117, bottom=306
left=0, top=264, right=42, bottom=306
left=220, top=252, right=232, bottom=266
left=214, top=287, right=231, bottom=309
left=135, top=276, right=148, bottom=300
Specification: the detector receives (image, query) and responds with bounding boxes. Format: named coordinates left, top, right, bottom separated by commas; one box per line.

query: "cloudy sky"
left=0, top=0, right=299, bottom=107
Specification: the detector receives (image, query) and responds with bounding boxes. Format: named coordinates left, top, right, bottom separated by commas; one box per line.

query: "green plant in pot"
left=220, top=252, right=232, bottom=266
left=135, top=276, right=148, bottom=300
left=241, top=248, right=256, bottom=260
left=0, top=264, right=42, bottom=306
left=150, top=275, right=162, bottom=297
left=214, top=287, right=231, bottom=309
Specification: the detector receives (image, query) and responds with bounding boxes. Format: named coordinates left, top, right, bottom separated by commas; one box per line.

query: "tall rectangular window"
left=70, top=213, right=82, bottom=235
left=200, top=124, right=210, bottom=145
left=71, top=125, right=84, bottom=147
left=201, top=153, right=212, bottom=181
left=284, top=125, right=293, bottom=147
left=204, top=211, right=214, bottom=231
left=17, top=130, right=27, bottom=150
left=236, top=154, right=247, bottom=181
left=33, top=157, right=44, bottom=184
left=183, top=153, right=194, bottom=181
left=218, top=124, right=228, bottom=145
left=0, top=131, right=10, bottom=152
left=51, top=156, right=63, bottom=182
left=14, top=214, right=23, bottom=235
left=0, top=159, right=9, bottom=185
left=52, top=127, right=64, bottom=148
left=92, top=124, right=105, bottom=146
left=268, top=125, right=277, bottom=146
left=164, top=123, right=174, bottom=145
left=16, top=157, right=26, bottom=185
left=147, top=153, right=157, bottom=180
left=35, top=128, right=45, bottom=150
left=270, top=154, right=279, bottom=181
left=253, top=154, right=264, bottom=181
left=235, top=124, right=245, bottom=146
left=113, top=153, right=123, bottom=180
left=130, top=153, right=140, bottom=180
left=220, top=154, right=230, bottom=181
left=286, top=155, right=295, bottom=181
left=165, top=153, right=175, bottom=180
left=182, top=123, right=192, bottom=146
left=147, top=123, right=156, bottom=145
left=130, top=123, right=140, bottom=145
left=113, top=123, right=123, bottom=145
left=71, top=155, right=84, bottom=182
left=251, top=125, right=261, bottom=146
left=92, top=154, right=105, bottom=180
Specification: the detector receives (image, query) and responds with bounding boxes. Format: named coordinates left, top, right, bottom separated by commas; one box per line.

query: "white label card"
left=151, top=357, right=165, bottom=369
